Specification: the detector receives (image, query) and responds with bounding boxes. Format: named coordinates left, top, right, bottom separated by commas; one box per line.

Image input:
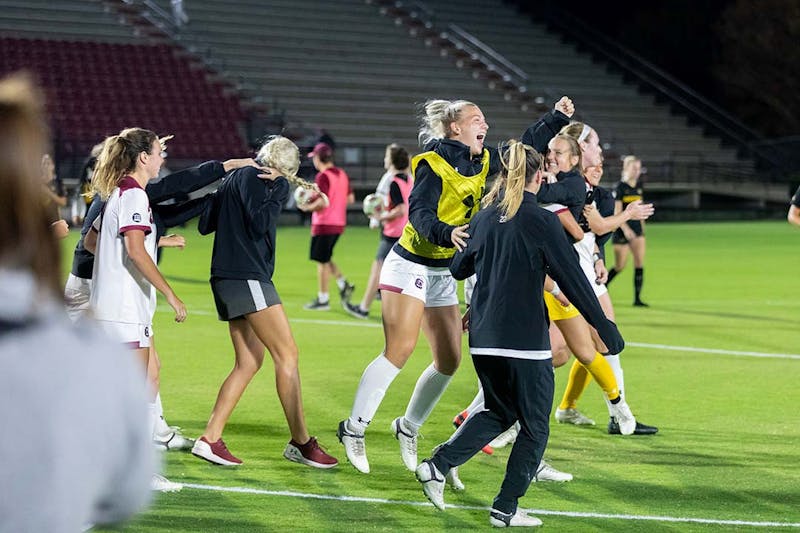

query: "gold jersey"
left=398, top=150, right=490, bottom=260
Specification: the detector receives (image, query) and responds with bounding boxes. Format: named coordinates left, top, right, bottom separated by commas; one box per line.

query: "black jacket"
left=401, top=110, right=570, bottom=266
left=71, top=161, right=226, bottom=278
left=450, top=191, right=624, bottom=355
left=207, top=167, right=289, bottom=282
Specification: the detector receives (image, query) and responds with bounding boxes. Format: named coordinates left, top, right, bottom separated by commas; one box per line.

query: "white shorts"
left=97, top=320, right=153, bottom=349
left=64, top=274, right=92, bottom=323
left=574, top=234, right=608, bottom=298
left=379, top=249, right=458, bottom=307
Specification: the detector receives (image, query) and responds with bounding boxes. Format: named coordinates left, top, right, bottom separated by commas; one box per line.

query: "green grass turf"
left=63, top=221, right=800, bottom=532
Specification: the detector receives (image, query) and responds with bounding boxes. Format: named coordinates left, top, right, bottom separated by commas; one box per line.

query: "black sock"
left=634, top=268, right=644, bottom=301
left=606, top=267, right=619, bottom=284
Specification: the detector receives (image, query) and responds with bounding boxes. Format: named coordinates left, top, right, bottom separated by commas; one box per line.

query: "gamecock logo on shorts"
left=415, top=278, right=424, bottom=289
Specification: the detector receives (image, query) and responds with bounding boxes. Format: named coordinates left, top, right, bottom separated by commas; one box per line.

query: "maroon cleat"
left=284, top=437, right=339, bottom=469
left=192, top=436, right=242, bottom=466
left=452, top=410, right=494, bottom=455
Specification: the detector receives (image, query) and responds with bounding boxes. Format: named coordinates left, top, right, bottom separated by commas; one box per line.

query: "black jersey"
left=791, top=185, right=800, bottom=208
left=593, top=186, right=616, bottom=260
left=450, top=191, right=624, bottom=356
left=208, top=167, right=289, bottom=283
left=614, top=179, right=644, bottom=237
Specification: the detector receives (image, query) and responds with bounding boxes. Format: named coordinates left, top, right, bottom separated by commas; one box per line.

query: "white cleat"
left=609, top=399, right=636, bottom=436
left=446, top=465, right=465, bottom=491
left=555, top=407, right=596, bottom=426
left=336, top=420, right=370, bottom=473
left=153, top=427, right=195, bottom=451
left=151, top=473, right=182, bottom=492
left=490, top=422, right=520, bottom=448
left=534, top=460, right=573, bottom=482
left=391, top=417, right=418, bottom=472
left=489, top=508, right=543, bottom=527
left=416, top=460, right=446, bottom=511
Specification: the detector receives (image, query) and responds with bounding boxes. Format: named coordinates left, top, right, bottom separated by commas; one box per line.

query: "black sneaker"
left=608, top=416, right=659, bottom=435
left=344, top=302, right=368, bottom=319
left=339, top=280, right=355, bottom=301
left=633, top=300, right=650, bottom=307
left=303, top=298, right=330, bottom=311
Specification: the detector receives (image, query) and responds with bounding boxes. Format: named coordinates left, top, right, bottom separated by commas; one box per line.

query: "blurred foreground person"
left=0, top=73, right=152, bottom=532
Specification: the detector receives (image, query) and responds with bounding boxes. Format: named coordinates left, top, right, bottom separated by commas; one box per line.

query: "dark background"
left=520, top=0, right=800, bottom=139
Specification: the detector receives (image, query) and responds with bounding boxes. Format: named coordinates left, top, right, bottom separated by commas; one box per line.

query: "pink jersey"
left=383, top=173, right=413, bottom=239
left=312, top=166, right=350, bottom=236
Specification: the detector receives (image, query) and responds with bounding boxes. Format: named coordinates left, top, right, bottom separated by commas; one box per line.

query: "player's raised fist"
left=555, top=96, right=574, bottom=117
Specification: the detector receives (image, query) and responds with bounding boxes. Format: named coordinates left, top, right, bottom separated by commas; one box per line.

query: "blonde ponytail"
left=256, top=135, right=319, bottom=192
left=482, top=140, right=543, bottom=221
left=418, top=99, right=476, bottom=145
left=92, top=127, right=158, bottom=199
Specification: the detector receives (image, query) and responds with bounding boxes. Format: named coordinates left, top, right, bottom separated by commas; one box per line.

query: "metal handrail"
left=446, top=23, right=528, bottom=83
left=535, top=4, right=784, bottom=170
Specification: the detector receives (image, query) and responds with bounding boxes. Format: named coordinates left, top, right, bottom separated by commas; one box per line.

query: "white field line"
left=157, top=308, right=800, bottom=359
left=181, top=482, right=800, bottom=528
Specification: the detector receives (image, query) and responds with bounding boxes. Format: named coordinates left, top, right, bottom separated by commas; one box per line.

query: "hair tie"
left=578, top=124, right=591, bottom=143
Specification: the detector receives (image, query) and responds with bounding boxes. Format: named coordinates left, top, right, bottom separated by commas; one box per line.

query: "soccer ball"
left=293, top=186, right=318, bottom=206
left=362, top=193, right=385, bottom=217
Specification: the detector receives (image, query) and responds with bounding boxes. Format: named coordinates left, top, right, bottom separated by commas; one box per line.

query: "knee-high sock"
left=403, top=363, right=453, bottom=434
left=606, top=267, right=619, bottom=285
left=603, top=353, right=625, bottom=415
left=634, top=267, right=644, bottom=301
left=558, top=360, right=593, bottom=410
left=148, top=402, right=158, bottom=440
left=348, top=353, right=401, bottom=434
left=583, top=354, right=620, bottom=401
left=464, top=384, right=485, bottom=418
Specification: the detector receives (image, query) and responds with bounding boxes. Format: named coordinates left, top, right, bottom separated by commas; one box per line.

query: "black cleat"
left=608, top=417, right=658, bottom=435
left=633, top=300, right=650, bottom=307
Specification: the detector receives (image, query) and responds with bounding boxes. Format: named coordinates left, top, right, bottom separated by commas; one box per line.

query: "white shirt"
left=90, top=177, right=157, bottom=325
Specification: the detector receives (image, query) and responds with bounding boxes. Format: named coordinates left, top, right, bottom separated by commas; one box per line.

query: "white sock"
left=336, top=277, right=346, bottom=291
left=318, top=291, right=329, bottom=303
left=148, top=402, right=159, bottom=440
left=403, top=363, right=453, bottom=434
left=359, top=304, right=369, bottom=313
left=604, top=353, right=625, bottom=416
left=348, top=353, right=401, bottom=434
left=464, top=384, right=485, bottom=418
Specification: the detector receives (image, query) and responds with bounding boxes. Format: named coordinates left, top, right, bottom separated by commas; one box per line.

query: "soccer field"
left=68, top=220, right=800, bottom=532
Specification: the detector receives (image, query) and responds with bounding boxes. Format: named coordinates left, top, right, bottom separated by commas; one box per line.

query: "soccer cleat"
left=191, top=436, right=242, bottom=466
left=303, top=298, right=330, bottom=311
left=633, top=300, right=649, bottom=307
left=153, top=426, right=195, bottom=451
left=534, top=460, right=573, bottom=482
left=446, top=465, right=465, bottom=491
left=608, top=417, right=659, bottom=435
left=608, top=399, right=636, bottom=435
left=344, top=302, right=368, bottom=319
left=489, top=422, right=519, bottom=449
left=339, top=280, right=355, bottom=301
left=336, top=420, right=370, bottom=473
left=415, top=460, right=446, bottom=511
left=151, top=473, right=183, bottom=492
left=452, top=410, right=494, bottom=455
left=283, top=437, right=338, bottom=469
left=489, top=508, right=543, bottom=528
left=555, top=407, right=596, bottom=426
left=391, top=417, right=418, bottom=471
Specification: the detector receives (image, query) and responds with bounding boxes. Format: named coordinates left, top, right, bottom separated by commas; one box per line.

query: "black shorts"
left=210, top=278, right=281, bottom=321
left=310, top=234, right=340, bottom=263
left=612, top=220, right=644, bottom=244
left=376, top=235, right=399, bottom=261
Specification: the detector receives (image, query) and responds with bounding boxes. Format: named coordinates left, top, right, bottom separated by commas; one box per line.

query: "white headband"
left=577, top=124, right=591, bottom=144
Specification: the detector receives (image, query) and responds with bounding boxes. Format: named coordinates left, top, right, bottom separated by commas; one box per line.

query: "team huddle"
left=64, top=96, right=657, bottom=528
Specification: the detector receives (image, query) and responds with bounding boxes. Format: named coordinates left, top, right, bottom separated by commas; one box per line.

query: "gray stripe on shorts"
left=247, top=280, right=267, bottom=310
